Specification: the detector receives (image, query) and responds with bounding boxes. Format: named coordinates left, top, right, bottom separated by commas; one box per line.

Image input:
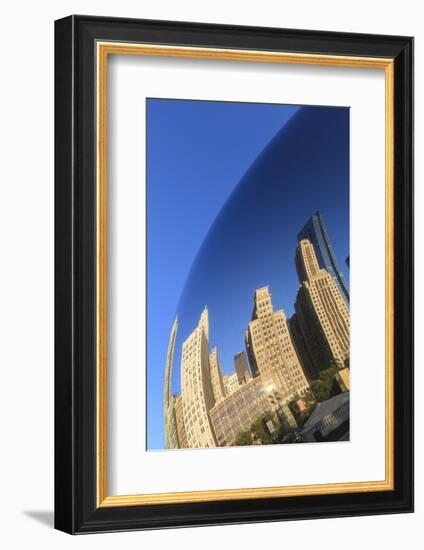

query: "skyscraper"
left=224, top=372, right=240, bottom=396
left=288, top=313, right=319, bottom=381
left=163, top=317, right=179, bottom=449
left=174, top=394, right=188, bottom=448
left=294, top=239, right=350, bottom=371
left=234, top=351, right=252, bottom=385
left=245, top=330, right=259, bottom=378
left=297, top=211, right=349, bottom=303
left=246, top=287, right=309, bottom=404
left=209, top=347, right=226, bottom=403
left=181, top=308, right=217, bottom=448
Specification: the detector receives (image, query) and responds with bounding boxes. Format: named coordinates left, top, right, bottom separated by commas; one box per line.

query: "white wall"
left=0, top=1, right=420, bottom=547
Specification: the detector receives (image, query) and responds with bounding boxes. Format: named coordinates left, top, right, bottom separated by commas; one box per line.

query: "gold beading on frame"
left=96, top=42, right=395, bottom=508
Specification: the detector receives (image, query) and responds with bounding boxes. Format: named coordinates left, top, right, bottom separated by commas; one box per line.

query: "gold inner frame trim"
left=96, top=41, right=395, bottom=508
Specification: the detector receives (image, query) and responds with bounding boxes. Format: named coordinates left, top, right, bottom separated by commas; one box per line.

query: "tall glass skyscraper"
left=297, top=211, right=349, bottom=303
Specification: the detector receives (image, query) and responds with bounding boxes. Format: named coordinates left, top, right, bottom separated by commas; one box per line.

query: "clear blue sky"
left=146, top=98, right=349, bottom=450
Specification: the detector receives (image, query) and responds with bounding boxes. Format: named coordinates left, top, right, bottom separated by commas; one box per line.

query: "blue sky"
left=146, top=98, right=349, bottom=450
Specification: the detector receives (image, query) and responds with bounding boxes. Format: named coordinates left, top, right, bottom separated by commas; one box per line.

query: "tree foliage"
left=288, top=390, right=317, bottom=426
left=233, top=430, right=252, bottom=446
left=310, top=367, right=338, bottom=402
left=233, top=415, right=280, bottom=446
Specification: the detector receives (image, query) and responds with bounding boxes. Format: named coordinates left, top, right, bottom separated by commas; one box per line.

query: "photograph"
left=147, top=98, right=350, bottom=450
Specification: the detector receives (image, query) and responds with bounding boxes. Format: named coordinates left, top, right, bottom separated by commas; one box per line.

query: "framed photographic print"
left=54, top=15, right=414, bottom=533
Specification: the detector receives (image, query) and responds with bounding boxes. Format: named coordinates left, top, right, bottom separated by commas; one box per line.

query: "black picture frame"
left=55, top=14, right=414, bottom=534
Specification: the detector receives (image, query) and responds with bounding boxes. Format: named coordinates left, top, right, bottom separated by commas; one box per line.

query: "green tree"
left=232, top=430, right=252, bottom=446
left=310, top=367, right=338, bottom=402
left=233, top=415, right=279, bottom=446
left=288, top=391, right=317, bottom=426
